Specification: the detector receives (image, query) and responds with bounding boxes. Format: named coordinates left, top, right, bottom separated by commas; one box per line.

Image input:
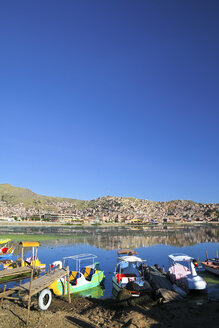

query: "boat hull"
left=202, top=262, right=219, bottom=276
left=0, top=253, right=13, bottom=261
left=50, top=270, right=105, bottom=296
left=112, top=275, right=151, bottom=297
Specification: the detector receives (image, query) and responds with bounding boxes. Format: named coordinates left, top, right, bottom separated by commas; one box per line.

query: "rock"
left=117, top=289, right=132, bottom=301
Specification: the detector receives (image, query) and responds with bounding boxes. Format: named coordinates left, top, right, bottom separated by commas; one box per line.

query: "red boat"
left=201, top=259, right=219, bottom=276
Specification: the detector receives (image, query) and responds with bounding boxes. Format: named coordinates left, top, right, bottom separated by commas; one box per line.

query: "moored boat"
left=3, top=242, right=46, bottom=271
left=201, top=259, right=219, bottom=276
left=0, top=239, right=15, bottom=260
left=167, top=253, right=207, bottom=293
left=112, top=249, right=152, bottom=297
left=49, top=254, right=105, bottom=296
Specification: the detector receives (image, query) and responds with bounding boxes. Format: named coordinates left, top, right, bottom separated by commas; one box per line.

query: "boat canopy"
left=62, top=254, right=97, bottom=261
left=168, top=253, right=193, bottom=262
left=0, top=239, right=11, bottom=244
left=19, top=242, right=40, bottom=247
left=62, top=254, right=98, bottom=272
left=118, top=255, right=144, bottom=263
left=117, top=249, right=138, bottom=255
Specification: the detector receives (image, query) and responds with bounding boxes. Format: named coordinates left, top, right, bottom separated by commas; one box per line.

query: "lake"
left=0, top=223, right=219, bottom=300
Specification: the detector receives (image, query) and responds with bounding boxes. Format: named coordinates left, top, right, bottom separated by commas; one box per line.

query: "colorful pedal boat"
left=3, top=241, right=46, bottom=271
left=0, top=239, right=15, bottom=260
left=49, top=254, right=105, bottom=296
left=112, top=249, right=152, bottom=297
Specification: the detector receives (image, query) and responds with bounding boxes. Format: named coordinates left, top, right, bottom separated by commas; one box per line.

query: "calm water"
left=0, top=224, right=219, bottom=300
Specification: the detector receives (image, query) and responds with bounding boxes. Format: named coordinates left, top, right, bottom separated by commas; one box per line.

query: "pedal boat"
left=0, top=239, right=15, bottom=260
left=167, top=253, right=207, bottom=293
left=112, top=249, right=152, bottom=297
left=3, top=242, right=46, bottom=271
left=49, top=253, right=105, bottom=296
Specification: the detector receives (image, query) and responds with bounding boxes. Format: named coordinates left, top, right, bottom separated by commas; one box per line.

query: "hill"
left=0, top=184, right=218, bottom=223
left=0, top=184, right=84, bottom=207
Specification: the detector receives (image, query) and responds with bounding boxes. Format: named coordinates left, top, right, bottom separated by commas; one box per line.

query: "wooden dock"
left=0, top=266, right=71, bottom=327
left=148, top=266, right=173, bottom=290
left=0, top=267, right=69, bottom=299
left=148, top=266, right=183, bottom=302
left=21, top=267, right=69, bottom=301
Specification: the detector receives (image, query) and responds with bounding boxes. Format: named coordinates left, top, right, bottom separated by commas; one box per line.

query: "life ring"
left=51, top=260, right=62, bottom=269
left=38, top=288, right=52, bottom=310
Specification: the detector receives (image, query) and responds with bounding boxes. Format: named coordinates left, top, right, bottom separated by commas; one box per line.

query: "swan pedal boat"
left=167, top=253, right=207, bottom=293
left=49, top=254, right=105, bottom=296
left=112, top=249, right=152, bottom=297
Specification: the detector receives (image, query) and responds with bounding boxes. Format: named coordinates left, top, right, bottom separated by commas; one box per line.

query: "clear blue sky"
left=0, top=0, right=218, bottom=203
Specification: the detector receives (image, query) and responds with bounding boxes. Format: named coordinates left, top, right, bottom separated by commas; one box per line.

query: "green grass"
left=0, top=233, right=91, bottom=241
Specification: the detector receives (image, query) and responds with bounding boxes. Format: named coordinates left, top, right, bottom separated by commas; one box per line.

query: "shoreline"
left=0, top=221, right=218, bottom=227
left=0, top=294, right=219, bottom=328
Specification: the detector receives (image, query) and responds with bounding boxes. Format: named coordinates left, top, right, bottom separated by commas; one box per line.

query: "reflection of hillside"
left=1, top=225, right=219, bottom=250
left=73, top=225, right=219, bottom=249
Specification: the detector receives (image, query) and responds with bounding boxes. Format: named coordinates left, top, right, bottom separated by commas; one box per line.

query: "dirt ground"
left=0, top=295, right=219, bottom=328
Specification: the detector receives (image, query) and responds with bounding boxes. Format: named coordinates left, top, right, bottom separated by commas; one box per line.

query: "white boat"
left=112, top=249, right=152, bottom=297
left=201, top=259, right=219, bottom=276
left=167, top=253, right=207, bottom=293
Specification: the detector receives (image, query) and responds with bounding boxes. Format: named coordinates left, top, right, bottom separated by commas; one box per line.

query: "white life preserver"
left=38, top=288, right=52, bottom=310
left=51, top=260, right=62, bottom=269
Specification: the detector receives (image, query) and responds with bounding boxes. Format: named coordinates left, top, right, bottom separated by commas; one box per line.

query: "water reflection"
left=0, top=224, right=219, bottom=301
left=0, top=224, right=218, bottom=249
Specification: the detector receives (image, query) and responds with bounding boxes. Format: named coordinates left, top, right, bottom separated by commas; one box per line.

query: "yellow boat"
left=3, top=241, right=46, bottom=271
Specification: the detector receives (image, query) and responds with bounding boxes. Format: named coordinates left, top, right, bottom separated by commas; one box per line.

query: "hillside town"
left=0, top=196, right=218, bottom=224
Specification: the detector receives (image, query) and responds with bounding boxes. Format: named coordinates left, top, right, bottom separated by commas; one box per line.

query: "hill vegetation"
left=0, top=184, right=84, bottom=207
left=0, top=184, right=218, bottom=223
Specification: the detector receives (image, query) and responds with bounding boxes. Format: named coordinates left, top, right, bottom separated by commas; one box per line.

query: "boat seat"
left=1, top=247, right=9, bottom=254
left=86, top=268, right=95, bottom=281
left=169, top=264, right=191, bottom=280
left=70, top=271, right=80, bottom=286
left=116, top=273, right=137, bottom=283
left=69, top=271, right=78, bottom=282
left=83, top=267, right=91, bottom=278
left=121, top=277, right=129, bottom=283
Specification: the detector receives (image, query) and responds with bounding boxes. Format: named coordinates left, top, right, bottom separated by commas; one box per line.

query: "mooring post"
left=216, top=250, right=218, bottom=259
left=0, top=285, right=6, bottom=309
left=66, top=266, right=71, bottom=303
left=49, top=264, right=51, bottom=273
left=206, top=250, right=208, bottom=261
left=26, top=268, right=34, bottom=327
left=21, top=247, right=24, bottom=266
left=64, top=274, right=66, bottom=296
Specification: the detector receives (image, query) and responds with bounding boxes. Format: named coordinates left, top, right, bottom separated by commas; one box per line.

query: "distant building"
left=44, top=213, right=74, bottom=222
left=130, top=218, right=143, bottom=224
left=0, top=217, right=15, bottom=222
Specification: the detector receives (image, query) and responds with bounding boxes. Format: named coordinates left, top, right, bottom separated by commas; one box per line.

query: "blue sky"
left=0, top=0, right=218, bottom=203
